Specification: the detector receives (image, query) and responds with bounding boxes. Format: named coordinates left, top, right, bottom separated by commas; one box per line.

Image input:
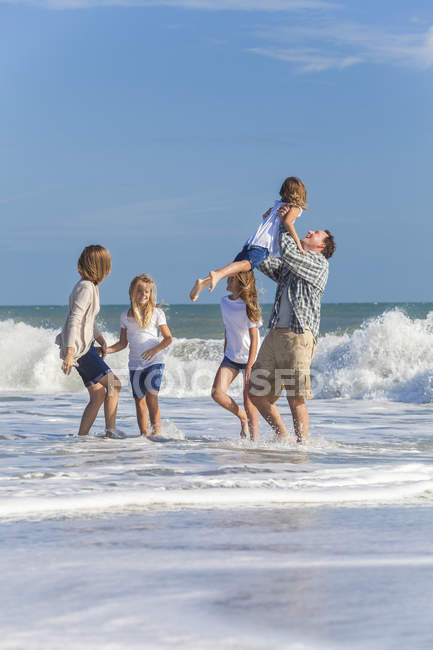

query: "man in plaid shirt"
left=249, top=223, right=335, bottom=443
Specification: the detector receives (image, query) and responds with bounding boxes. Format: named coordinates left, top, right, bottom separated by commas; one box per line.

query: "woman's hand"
left=141, top=346, right=159, bottom=361
left=62, top=352, right=75, bottom=375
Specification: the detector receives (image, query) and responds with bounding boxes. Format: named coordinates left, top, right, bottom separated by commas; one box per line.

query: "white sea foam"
left=1, top=463, right=432, bottom=520
left=3, top=309, right=433, bottom=402
left=314, top=309, right=433, bottom=402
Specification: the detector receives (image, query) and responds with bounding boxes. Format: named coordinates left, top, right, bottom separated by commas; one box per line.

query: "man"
left=249, top=222, right=335, bottom=443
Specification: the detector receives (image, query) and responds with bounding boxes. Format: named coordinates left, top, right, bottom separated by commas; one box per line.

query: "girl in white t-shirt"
left=211, top=270, right=262, bottom=441
left=190, top=176, right=307, bottom=302
left=106, top=274, right=173, bottom=437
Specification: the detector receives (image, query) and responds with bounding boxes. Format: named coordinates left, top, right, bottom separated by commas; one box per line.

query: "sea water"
left=1, top=304, right=433, bottom=649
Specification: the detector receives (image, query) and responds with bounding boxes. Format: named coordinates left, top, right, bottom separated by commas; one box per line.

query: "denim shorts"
left=220, top=355, right=247, bottom=372
left=75, top=345, right=112, bottom=388
left=129, top=364, right=165, bottom=399
left=234, top=244, right=269, bottom=270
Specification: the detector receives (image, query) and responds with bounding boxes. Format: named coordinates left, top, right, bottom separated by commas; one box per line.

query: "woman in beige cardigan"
left=56, top=245, right=123, bottom=437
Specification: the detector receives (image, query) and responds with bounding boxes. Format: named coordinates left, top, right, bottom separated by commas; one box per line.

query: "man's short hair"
left=322, top=230, right=336, bottom=259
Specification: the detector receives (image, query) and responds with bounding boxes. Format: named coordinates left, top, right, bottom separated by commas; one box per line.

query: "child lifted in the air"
left=189, top=176, right=307, bottom=302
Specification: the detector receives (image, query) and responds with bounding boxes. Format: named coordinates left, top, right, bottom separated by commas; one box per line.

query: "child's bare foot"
left=140, top=429, right=150, bottom=437
left=190, top=277, right=209, bottom=302
left=209, top=270, right=221, bottom=294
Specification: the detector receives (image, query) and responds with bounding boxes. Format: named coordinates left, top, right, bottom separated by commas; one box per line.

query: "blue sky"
left=1, top=0, right=432, bottom=305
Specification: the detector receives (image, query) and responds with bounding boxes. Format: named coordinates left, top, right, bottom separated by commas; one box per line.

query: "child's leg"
left=78, top=383, right=106, bottom=435
left=101, top=372, right=121, bottom=431
left=189, top=260, right=252, bottom=302
left=189, top=276, right=211, bottom=302
left=211, top=366, right=249, bottom=436
left=243, top=376, right=259, bottom=442
left=145, top=391, right=161, bottom=436
left=135, top=397, right=150, bottom=436
left=209, top=260, right=252, bottom=294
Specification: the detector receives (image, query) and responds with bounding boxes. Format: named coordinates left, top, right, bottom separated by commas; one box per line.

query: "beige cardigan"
left=56, top=279, right=102, bottom=361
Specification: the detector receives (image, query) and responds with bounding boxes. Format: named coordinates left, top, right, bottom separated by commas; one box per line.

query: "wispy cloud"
left=0, top=0, right=335, bottom=10
left=3, top=0, right=433, bottom=73
left=250, top=21, right=433, bottom=71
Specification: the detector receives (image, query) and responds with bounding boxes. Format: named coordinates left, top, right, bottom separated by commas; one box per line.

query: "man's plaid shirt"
left=258, top=226, right=329, bottom=340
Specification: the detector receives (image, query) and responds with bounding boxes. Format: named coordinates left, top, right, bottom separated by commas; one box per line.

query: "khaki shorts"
left=249, top=328, right=316, bottom=403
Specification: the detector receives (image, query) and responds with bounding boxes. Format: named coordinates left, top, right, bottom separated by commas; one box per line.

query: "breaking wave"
left=2, top=309, right=433, bottom=402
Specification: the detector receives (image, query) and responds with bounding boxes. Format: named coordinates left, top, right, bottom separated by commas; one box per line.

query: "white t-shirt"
left=120, top=308, right=167, bottom=370
left=220, top=295, right=262, bottom=364
left=247, top=200, right=302, bottom=258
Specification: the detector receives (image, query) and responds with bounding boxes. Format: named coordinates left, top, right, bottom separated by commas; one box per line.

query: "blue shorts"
left=234, top=244, right=268, bottom=270
left=220, top=355, right=247, bottom=372
left=130, top=364, right=165, bottom=399
left=75, top=345, right=112, bottom=388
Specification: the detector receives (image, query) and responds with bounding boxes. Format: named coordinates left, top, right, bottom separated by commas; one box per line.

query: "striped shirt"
left=257, top=226, right=328, bottom=340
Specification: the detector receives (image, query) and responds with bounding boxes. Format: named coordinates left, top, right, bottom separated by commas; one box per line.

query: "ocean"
left=1, top=303, right=433, bottom=649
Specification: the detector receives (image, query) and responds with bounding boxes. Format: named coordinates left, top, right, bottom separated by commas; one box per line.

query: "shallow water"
left=2, top=303, right=433, bottom=647
left=1, top=392, right=433, bottom=649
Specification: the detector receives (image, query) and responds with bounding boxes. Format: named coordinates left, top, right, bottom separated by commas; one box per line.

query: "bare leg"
left=287, top=397, right=309, bottom=443
left=209, top=260, right=252, bottom=294
left=135, top=397, right=150, bottom=436
left=243, top=376, right=259, bottom=441
left=146, top=391, right=162, bottom=436
left=248, top=394, right=290, bottom=439
left=189, top=276, right=211, bottom=302
left=211, top=366, right=248, bottom=437
left=100, top=373, right=121, bottom=431
left=78, top=383, right=106, bottom=436
left=190, top=260, right=252, bottom=302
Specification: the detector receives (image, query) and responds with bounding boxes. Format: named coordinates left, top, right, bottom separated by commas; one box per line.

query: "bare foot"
left=209, top=270, right=220, bottom=294
left=105, top=428, right=127, bottom=439
left=140, top=430, right=150, bottom=437
left=240, top=417, right=248, bottom=439
left=190, top=277, right=209, bottom=302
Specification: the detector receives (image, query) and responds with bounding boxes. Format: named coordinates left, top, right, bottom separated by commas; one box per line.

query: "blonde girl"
left=106, top=274, right=173, bottom=437
left=56, top=245, right=123, bottom=437
left=211, top=270, right=262, bottom=441
left=190, top=177, right=307, bottom=301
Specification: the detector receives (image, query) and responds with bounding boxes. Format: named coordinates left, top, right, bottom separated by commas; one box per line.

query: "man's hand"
left=277, top=205, right=290, bottom=219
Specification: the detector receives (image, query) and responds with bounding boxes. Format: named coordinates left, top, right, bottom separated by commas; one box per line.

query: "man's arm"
left=279, top=226, right=328, bottom=290
left=257, top=256, right=282, bottom=283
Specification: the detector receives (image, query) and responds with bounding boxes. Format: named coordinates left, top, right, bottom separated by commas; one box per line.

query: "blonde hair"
left=279, top=177, right=307, bottom=210
left=235, top=271, right=262, bottom=323
left=129, top=274, right=157, bottom=329
left=78, top=245, right=111, bottom=285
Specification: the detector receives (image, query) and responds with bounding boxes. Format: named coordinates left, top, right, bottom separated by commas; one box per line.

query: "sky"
left=1, top=0, right=432, bottom=305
